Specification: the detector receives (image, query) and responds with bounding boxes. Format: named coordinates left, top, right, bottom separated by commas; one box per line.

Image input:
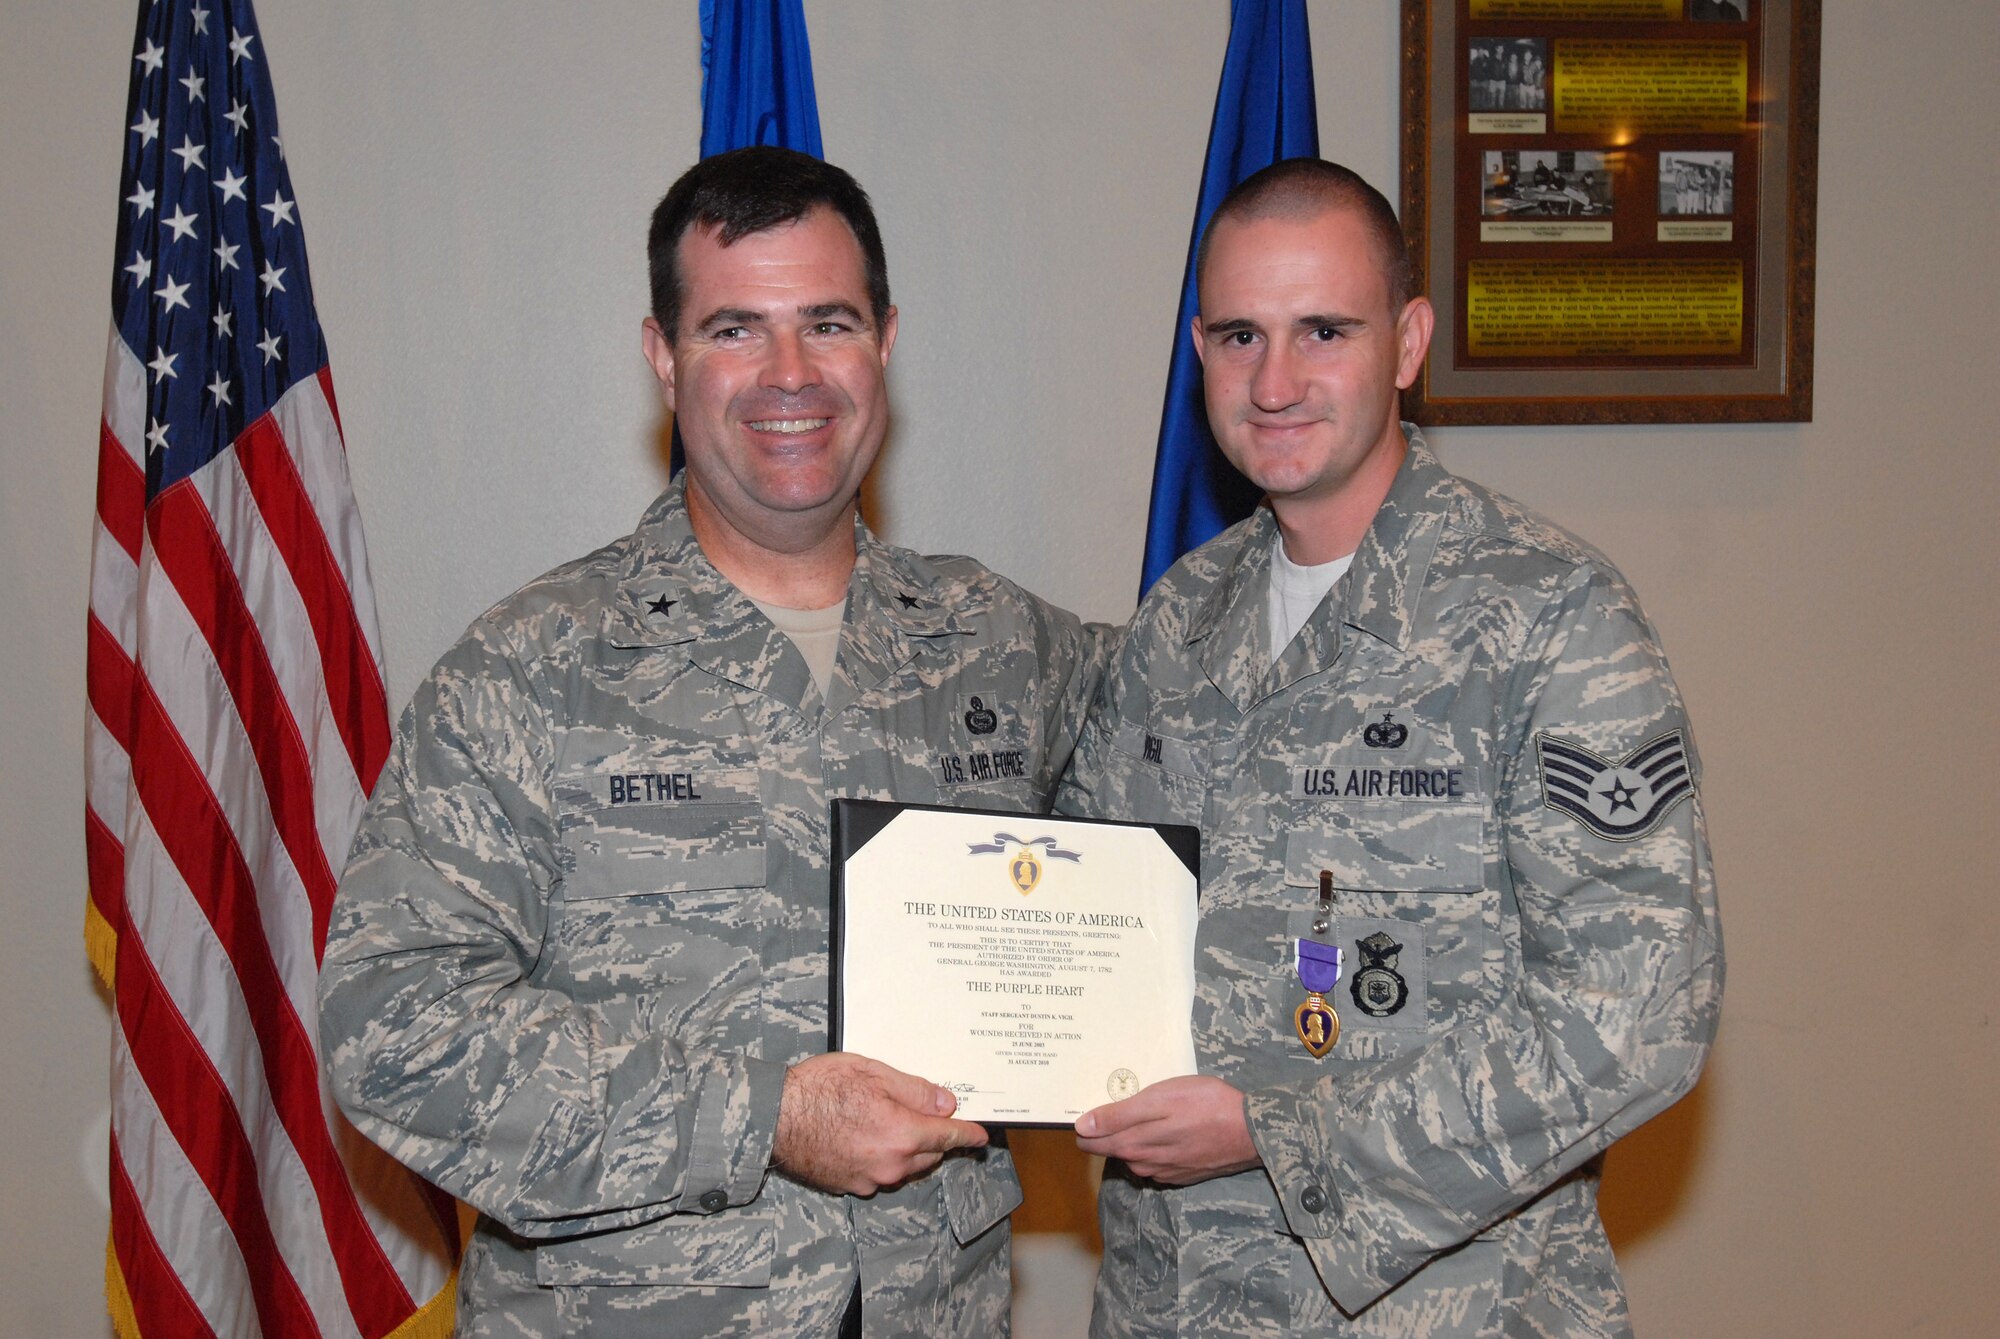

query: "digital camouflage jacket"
left=1059, top=432, right=1722, bottom=1337
left=321, top=479, right=1101, bottom=1338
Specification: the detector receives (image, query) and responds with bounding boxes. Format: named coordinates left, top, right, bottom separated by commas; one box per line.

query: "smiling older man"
left=319, top=147, right=1101, bottom=1339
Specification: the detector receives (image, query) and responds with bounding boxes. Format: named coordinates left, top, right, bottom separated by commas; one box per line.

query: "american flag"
left=85, top=2, right=457, bottom=1334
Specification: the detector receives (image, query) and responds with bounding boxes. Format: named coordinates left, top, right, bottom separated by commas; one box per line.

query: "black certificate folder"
left=829, top=799, right=1200, bottom=1127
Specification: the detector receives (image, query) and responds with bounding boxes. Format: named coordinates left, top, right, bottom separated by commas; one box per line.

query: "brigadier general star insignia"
left=1535, top=728, right=1693, bottom=841
left=896, top=592, right=921, bottom=609
left=646, top=595, right=676, bottom=617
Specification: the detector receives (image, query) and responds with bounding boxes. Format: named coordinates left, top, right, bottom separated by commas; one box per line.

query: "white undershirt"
left=1266, top=530, right=1353, bottom=661
left=753, top=596, right=847, bottom=698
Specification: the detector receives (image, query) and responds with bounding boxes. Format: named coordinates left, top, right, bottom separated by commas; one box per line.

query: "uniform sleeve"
left=1032, top=604, right=1117, bottom=803
left=1245, top=564, right=1724, bottom=1311
left=1053, top=619, right=1126, bottom=822
left=318, top=618, right=786, bottom=1239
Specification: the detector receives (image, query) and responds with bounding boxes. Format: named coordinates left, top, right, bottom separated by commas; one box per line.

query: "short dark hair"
left=648, top=146, right=891, bottom=337
left=1195, top=158, right=1414, bottom=313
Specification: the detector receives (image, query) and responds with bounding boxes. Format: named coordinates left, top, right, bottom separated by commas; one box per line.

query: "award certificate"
left=831, top=800, right=1199, bottom=1125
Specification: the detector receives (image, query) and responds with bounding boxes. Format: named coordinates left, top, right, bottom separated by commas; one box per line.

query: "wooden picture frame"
left=1400, top=0, right=1820, bottom=424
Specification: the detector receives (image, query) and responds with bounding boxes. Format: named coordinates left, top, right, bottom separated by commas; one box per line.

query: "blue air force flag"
left=1138, top=0, right=1318, bottom=597
left=698, top=0, right=823, bottom=159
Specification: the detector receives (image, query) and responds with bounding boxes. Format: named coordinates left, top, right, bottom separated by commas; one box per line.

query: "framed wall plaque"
left=1400, top=0, right=1820, bottom=423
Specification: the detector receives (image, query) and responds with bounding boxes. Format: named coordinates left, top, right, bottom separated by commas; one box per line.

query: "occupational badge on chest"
left=955, top=690, right=1016, bottom=744
left=1362, top=711, right=1409, bottom=749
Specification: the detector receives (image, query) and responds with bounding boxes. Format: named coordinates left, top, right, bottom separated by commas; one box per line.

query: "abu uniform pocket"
left=555, top=766, right=765, bottom=899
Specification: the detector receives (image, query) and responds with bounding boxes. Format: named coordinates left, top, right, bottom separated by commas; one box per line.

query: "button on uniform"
left=698, top=1189, right=729, bottom=1214
left=1299, top=1184, right=1327, bottom=1215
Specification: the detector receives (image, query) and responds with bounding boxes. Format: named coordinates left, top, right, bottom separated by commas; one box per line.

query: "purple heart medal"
left=1294, top=870, right=1343, bottom=1059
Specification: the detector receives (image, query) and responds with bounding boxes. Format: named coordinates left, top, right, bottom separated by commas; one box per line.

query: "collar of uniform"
left=1183, top=505, right=1274, bottom=645
left=603, top=479, right=980, bottom=714
left=598, top=478, right=823, bottom=707
left=1184, top=506, right=1280, bottom=714
left=1332, top=425, right=1447, bottom=654
left=849, top=525, right=979, bottom=641
left=830, top=523, right=982, bottom=709
left=601, top=476, right=741, bottom=650
left=609, top=478, right=977, bottom=638
left=1182, top=425, right=1443, bottom=706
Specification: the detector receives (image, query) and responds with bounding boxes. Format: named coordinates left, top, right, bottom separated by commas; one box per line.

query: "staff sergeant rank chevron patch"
left=1535, top=729, right=1694, bottom=841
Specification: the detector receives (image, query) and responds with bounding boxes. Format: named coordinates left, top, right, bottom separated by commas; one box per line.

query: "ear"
left=1393, top=297, right=1434, bottom=391
left=1189, top=314, right=1208, bottom=368
left=877, top=306, right=899, bottom=368
left=641, top=317, right=677, bottom=412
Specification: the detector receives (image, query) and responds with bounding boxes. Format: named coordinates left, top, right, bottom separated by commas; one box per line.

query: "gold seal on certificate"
left=830, top=800, right=1200, bottom=1126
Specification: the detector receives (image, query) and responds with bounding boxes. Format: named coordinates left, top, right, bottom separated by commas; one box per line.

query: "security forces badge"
left=1349, top=931, right=1410, bottom=1018
left=1535, top=728, right=1694, bottom=841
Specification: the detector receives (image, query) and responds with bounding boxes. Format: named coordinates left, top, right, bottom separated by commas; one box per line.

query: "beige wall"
left=4, top=2, right=1995, bottom=1334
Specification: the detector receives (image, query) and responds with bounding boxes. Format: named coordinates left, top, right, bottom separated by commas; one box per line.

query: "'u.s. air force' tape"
left=1535, top=728, right=1694, bottom=841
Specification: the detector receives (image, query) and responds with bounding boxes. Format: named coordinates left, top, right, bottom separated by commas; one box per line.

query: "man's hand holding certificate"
left=831, top=802, right=1200, bottom=1125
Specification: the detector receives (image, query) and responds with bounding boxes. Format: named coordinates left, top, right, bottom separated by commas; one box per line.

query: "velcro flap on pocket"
left=1109, top=721, right=1210, bottom=780
left=558, top=767, right=765, bottom=896
left=942, top=1151, right=1022, bottom=1246
left=533, top=1213, right=775, bottom=1288
left=1285, top=803, right=1485, bottom=893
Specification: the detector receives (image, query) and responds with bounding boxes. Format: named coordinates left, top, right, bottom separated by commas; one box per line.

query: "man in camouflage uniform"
left=319, top=148, right=1100, bottom=1337
left=1060, top=159, right=1722, bottom=1335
